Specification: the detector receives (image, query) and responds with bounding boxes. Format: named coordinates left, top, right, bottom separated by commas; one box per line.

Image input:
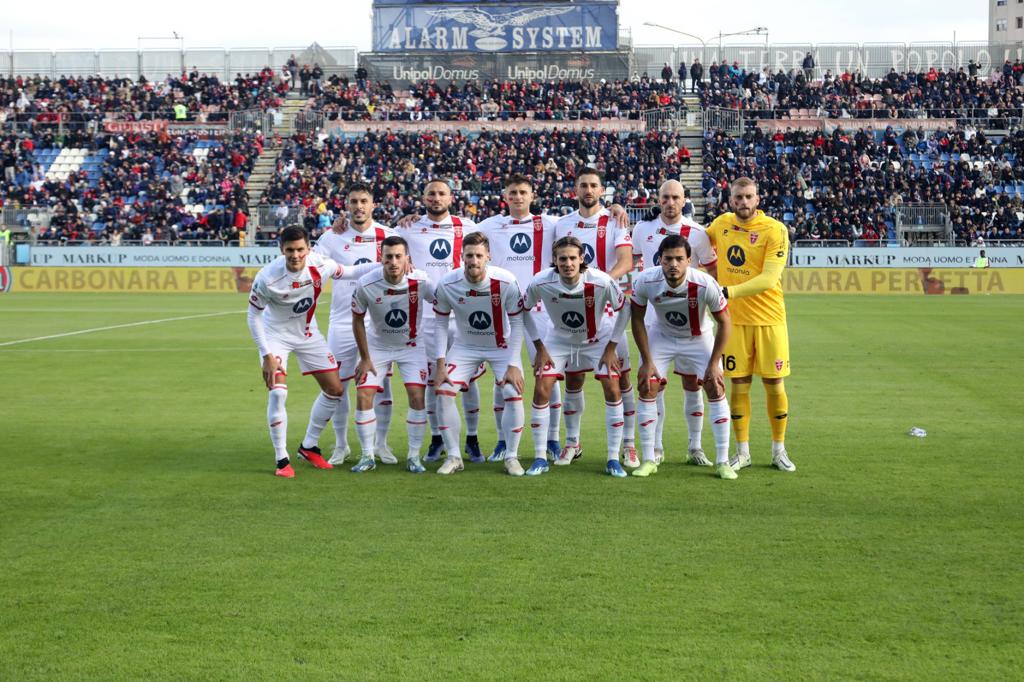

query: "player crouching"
left=247, top=226, right=380, bottom=477
left=432, top=233, right=528, bottom=475
left=631, top=235, right=735, bottom=479
left=522, top=236, right=631, bottom=478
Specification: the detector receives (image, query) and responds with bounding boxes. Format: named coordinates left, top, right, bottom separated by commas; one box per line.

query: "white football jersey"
left=553, top=207, right=631, bottom=273
left=630, top=267, right=727, bottom=339
left=632, top=216, right=717, bottom=271
left=352, top=268, right=436, bottom=349
left=313, top=223, right=396, bottom=329
left=248, top=252, right=344, bottom=341
left=433, top=266, right=524, bottom=349
left=523, top=267, right=625, bottom=345
left=476, top=213, right=559, bottom=283
left=393, top=215, right=478, bottom=318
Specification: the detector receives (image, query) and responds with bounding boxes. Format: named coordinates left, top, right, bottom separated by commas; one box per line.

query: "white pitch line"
left=0, top=311, right=241, bottom=347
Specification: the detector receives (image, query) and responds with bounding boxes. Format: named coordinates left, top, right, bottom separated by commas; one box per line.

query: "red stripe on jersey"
left=584, top=282, right=598, bottom=342
left=408, top=278, right=419, bottom=344
left=374, top=226, right=385, bottom=262
left=490, top=277, right=505, bottom=348
left=452, top=216, right=463, bottom=268
left=596, top=215, right=609, bottom=271
left=306, top=265, right=322, bottom=337
left=532, top=215, right=544, bottom=274
left=687, top=281, right=701, bottom=336
left=680, top=225, right=692, bottom=239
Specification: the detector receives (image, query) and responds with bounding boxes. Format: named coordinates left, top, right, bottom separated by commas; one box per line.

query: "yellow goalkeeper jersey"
left=706, top=210, right=788, bottom=326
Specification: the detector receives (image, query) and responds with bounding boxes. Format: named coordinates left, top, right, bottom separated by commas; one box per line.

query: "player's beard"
left=425, top=205, right=449, bottom=221
left=660, top=207, right=680, bottom=222
left=578, top=196, right=598, bottom=210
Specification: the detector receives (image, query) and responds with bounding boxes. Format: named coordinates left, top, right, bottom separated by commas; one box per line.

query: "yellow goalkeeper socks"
left=730, top=381, right=752, bottom=445
left=764, top=381, right=789, bottom=443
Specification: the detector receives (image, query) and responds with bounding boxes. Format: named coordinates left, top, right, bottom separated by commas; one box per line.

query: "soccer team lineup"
left=251, top=170, right=794, bottom=479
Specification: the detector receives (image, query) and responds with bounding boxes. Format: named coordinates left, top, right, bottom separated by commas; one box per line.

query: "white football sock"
left=406, top=408, right=427, bottom=459
left=462, top=381, right=480, bottom=437
left=684, top=389, right=704, bottom=450
left=621, top=386, right=636, bottom=446
left=637, top=397, right=658, bottom=462
left=548, top=381, right=562, bottom=441
left=333, top=380, right=350, bottom=454
left=492, top=383, right=505, bottom=443
left=302, top=391, right=339, bottom=449
left=708, top=397, right=731, bottom=464
left=605, top=399, right=624, bottom=461
left=374, top=374, right=393, bottom=447
left=354, top=408, right=376, bottom=458
left=530, top=402, right=550, bottom=458
left=425, top=385, right=440, bottom=436
left=502, top=387, right=525, bottom=459
left=267, top=386, right=289, bottom=462
left=564, top=388, right=584, bottom=445
left=438, top=392, right=461, bottom=459
left=655, top=390, right=666, bottom=450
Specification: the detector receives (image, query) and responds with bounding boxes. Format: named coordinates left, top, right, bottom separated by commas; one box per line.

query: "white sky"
left=1, top=1, right=986, bottom=51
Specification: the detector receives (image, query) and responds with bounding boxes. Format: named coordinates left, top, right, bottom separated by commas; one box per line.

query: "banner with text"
left=791, top=247, right=1024, bottom=269
left=28, top=246, right=280, bottom=268
left=373, top=3, right=618, bottom=52
left=782, top=268, right=1024, bottom=294
left=6, top=267, right=265, bottom=293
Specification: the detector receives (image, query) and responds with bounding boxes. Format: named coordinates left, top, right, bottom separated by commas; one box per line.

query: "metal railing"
left=895, top=202, right=952, bottom=244
left=793, top=239, right=854, bottom=247
left=253, top=205, right=304, bottom=229
left=228, top=109, right=278, bottom=136
left=312, top=108, right=656, bottom=123
left=705, top=105, right=1024, bottom=126
left=703, top=106, right=744, bottom=134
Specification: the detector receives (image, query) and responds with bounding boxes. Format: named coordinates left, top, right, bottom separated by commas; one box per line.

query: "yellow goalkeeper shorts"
left=723, top=324, right=791, bottom=379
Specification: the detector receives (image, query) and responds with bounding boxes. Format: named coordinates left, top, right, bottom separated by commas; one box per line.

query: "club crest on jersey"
left=509, top=233, right=532, bottom=254
left=429, top=239, right=452, bottom=259
left=665, top=311, right=687, bottom=327
left=292, top=298, right=314, bottom=313
left=490, top=292, right=501, bottom=308
left=469, top=311, right=492, bottom=330
left=775, top=360, right=785, bottom=371
left=385, top=309, right=408, bottom=328
left=409, top=288, right=419, bottom=304
left=750, top=233, right=760, bottom=245
left=582, top=243, right=595, bottom=264
left=562, top=311, right=585, bottom=328
left=688, top=296, right=698, bottom=309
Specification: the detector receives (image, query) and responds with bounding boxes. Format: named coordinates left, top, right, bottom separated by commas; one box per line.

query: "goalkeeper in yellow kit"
left=706, top=178, right=795, bottom=472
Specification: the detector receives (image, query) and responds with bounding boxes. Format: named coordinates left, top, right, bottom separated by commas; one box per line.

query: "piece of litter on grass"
left=908, top=427, right=927, bottom=438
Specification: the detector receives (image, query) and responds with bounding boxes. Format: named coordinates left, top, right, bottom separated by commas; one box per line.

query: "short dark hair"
left=656, top=234, right=691, bottom=258
left=462, top=231, right=490, bottom=251
left=423, top=178, right=452, bottom=192
left=346, top=182, right=374, bottom=199
left=381, top=235, right=408, bottom=253
left=504, top=174, right=533, bottom=189
left=279, top=225, right=309, bottom=245
left=575, top=167, right=604, bottom=183
left=551, top=235, right=587, bottom=268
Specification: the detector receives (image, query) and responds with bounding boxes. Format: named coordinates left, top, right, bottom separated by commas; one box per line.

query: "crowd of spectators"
left=1, top=69, right=289, bottom=132
left=702, top=124, right=1024, bottom=242
left=262, top=128, right=693, bottom=225
left=1, top=130, right=262, bottom=243
left=307, top=75, right=685, bottom=122
left=700, top=64, right=1024, bottom=121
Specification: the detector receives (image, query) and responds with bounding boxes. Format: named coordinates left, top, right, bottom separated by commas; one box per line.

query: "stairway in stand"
left=245, top=91, right=309, bottom=208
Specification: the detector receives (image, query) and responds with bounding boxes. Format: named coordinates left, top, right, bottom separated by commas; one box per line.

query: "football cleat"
left=376, top=443, right=398, bottom=465
left=424, top=440, right=445, bottom=463
left=546, top=439, right=562, bottom=460
left=504, top=458, right=525, bottom=477
left=554, top=443, right=583, bottom=466
left=729, top=451, right=752, bottom=471
left=524, top=458, right=549, bottom=476
left=275, top=462, right=295, bottom=478
left=437, top=457, right=465, bottom=475
left=632, top=461, right=658, bottom=477
left=716, top=463, right=739, bottom=480
left=653, top=447, right=665, bottom=465
left=686, top=448, right=713, bottom=467
left=487, top=440, right=507, bottom=463
left=465, top=439, right=485, bottom=464
left=328, top=445, right=350, bottom=466
left=771, top=449, right=797, bottom=472
left=406, top=457, right=426, bottom=474
left=605, top=460, right=628, bottom=478
left=622, top=444, right=640, bottom=469
left=350, top=456, right=376, bottom=473
left=297, top=445, right=333, bottom=469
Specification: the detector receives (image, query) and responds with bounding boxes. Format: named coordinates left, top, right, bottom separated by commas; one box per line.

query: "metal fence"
left=703, top=106, right=743, bottom=134
left=2, top=45, right=358, bottom=80
left=228, top=109, right=278, bottom=136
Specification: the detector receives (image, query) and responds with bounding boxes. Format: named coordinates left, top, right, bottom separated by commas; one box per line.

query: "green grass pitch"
left=0, top=292, right=1021, bottom=679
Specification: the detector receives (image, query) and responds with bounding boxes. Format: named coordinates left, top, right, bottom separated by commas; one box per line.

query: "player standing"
left=553, top=168, right=638, bottom=467
left=349, top=236, right=435, bottom=473
left=432, top=233, right=528, bottom=476
left=706, top=177, right=796, bottom=472
left=521, top=236, right=631, bottom=478
left=631, top=179, right=718, bottom=466
left=299, top=183, right=397, bottom=466
left=630, top=235, right=735, bottom=479
left=246, top=226, right=378, bottom=477
left=394, top=179, right=485, bottom=463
